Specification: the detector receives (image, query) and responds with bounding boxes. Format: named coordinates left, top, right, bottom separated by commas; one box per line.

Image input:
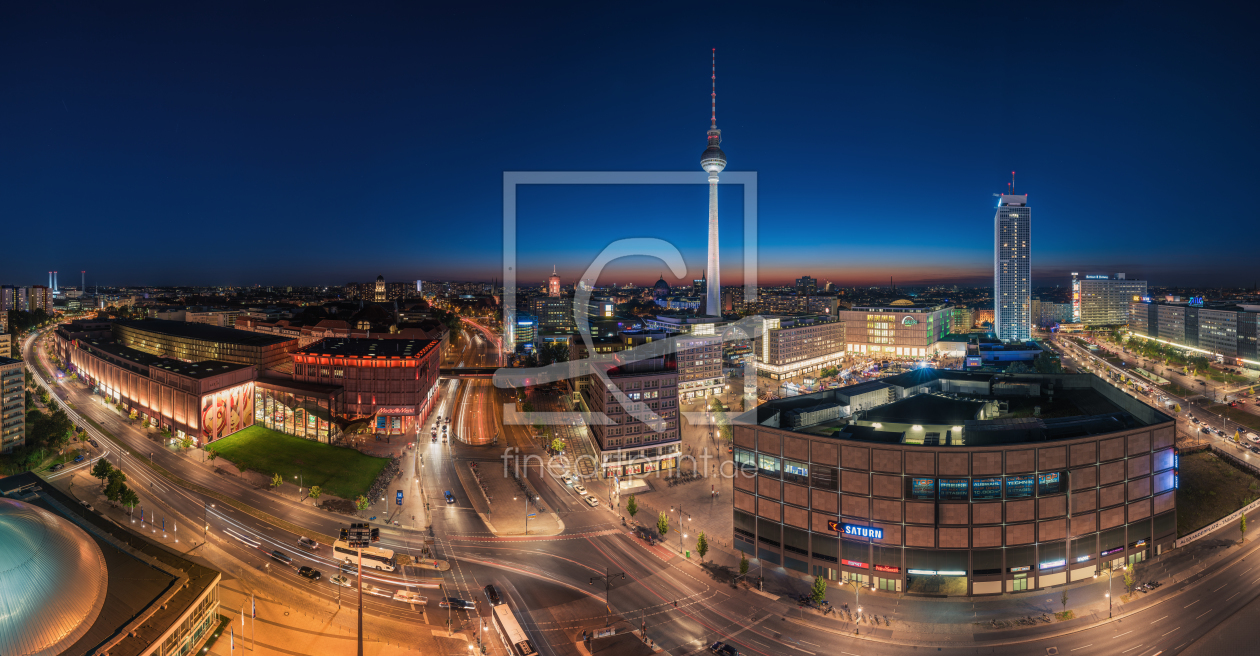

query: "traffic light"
left=370, top=528, right=380, bottom=543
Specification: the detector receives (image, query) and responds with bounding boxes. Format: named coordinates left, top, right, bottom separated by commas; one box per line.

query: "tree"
left=1122, top=565, right=1135, bottom=596
left=105, top=470, right=128, bottom=505
left=1061, top=589, right=1069, bottom=614
left=91, top=458, right=114, bottom=485
left=128, top=409, right=138, bottom=421
left=810, top=574, right=828, bottom=605
left=626, top=494, right=638, bottom=519
left=696, top=531, right=708, bottom=562
left=656, top=512, right=669, bottom=537
left=142, top=418, right=151, bottom=429
left=119, top=485, right=139, bottom=514
left=309, top=485, right=322, bottom=503
left=739, top=552, right=750, bottom=577
left=1006, top=361, right=1031, bottom=374
left=270, top=473, right=283, bottom=489
left=206, top=449, right=218, bottom=463
left=1034, top=352, right=1065, bottom=374
left=179, top=436, right=194, bottom=450
left=1242, top=515, right=1248, bottom=545
left=355, top=495, right=370, bottom=515
left=550, top=437, right=564, bottom=454
left=38, top=388, right=50, bottom=405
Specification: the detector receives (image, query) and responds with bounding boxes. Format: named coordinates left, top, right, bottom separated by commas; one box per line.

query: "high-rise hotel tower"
left=994, top=193, right=1031, bottom=341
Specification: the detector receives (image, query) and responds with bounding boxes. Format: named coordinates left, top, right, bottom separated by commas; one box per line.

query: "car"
left=74, top=453, right=85, bottom=463
left=444, top=491, right=456, bottom=504
left=79, top=500, right=93, bottom=511
left=1217, top=430, right=1227, bottom=437
left=1201, top=427, right=1211, bottom=434
left=561, top=474, right=575, bottom=486
left=88, top=439, right=99, bottom=448
left=709, top=642, right=740, bottom=656
left=1192, top=417, right=1200, bottom=424
left=439, top=597, right=476, bottom=609
left=484, top=584, right=502, bottom=606
left=394, top=590, right=428, bottom=604
left=50, top=463, right=64, bottom=472
left=298, top=566, right=322, bottom=581
left=269, top=550, right=293, bottom=565
left=330, top=575, right=354, bottom=588
left=584, top=495, right=599, bottom=508
left=297, top=536, right=320, bottom=550
left=1251, top=446, right=1260, bottom=455
left=573, top=484, right=587, bottom=495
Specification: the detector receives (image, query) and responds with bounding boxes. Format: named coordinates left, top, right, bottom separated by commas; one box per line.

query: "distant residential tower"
left=994, top=190, right=1031, bottom=341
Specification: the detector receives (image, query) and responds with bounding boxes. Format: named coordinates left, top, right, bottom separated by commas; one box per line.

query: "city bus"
left=332, top=539, right=397, bottom=572
left=491, top=603, right=538, bottom=656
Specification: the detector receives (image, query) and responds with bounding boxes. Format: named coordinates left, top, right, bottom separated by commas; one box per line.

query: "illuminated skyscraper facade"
left=994, top=194, right=1031, bottom=341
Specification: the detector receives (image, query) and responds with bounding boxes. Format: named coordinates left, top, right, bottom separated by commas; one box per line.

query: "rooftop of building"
left=298, top=336, right=437, bottom=358
left=742, top=369, right=1170, bottom=446
left=848, top=302, right=948, bottom=312
left=80, top=339, right=251, bottom=379
left=113, top=319, right=297, bottom=346
left=0, top=355, right=19, bottom=367
left=0, top=472, right=220, bottom=656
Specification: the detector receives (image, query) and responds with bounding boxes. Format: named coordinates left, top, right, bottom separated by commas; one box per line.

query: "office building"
left=1, top=357, right=24, bottom=453
left=111, top=320, right=299, bottom=372
left=293, top=337, right=442, bottom=436
left=581, top=356, right=681, bottom=478
left=531, top=295, right=576, bottom=332
left=1036, top=301, right=1074, bottom=328
left=949, top=307, right=975, bottom=334
left=754, top=316, right=846, bottom=380
left=732, top=369, right=1176, bottom=595
left=836, top=302, right=954, bottom=357
left=1128, top=300, right=1259, bottom=363
left=1077, top=274, right=1147, bottom=327
left=676, top=333, right=725, bottom=400
left=0, top=472, right=223, bottom=656
left=994, top=193, right=1031, bottom=341
left=513, top=313, right=538, bottom=351
left=796, top=276, right=818, bottom=295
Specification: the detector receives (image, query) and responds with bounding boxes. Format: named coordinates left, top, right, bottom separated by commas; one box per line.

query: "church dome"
left=0, top=498, right=109, bottom=656
left=653, top=277, right=671, bottom=298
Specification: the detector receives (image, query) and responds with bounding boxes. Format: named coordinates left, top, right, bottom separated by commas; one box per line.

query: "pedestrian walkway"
left=456, top=459, right=563, bottom=536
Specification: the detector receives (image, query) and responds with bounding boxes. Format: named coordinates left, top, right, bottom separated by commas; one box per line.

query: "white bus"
left=332, top=539, right=397, bottom=572
left=491, top=603, right=538, bottom=656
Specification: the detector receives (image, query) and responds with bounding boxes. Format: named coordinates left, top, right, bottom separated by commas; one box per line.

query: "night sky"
left=3, top=1, right=1258, bottom=289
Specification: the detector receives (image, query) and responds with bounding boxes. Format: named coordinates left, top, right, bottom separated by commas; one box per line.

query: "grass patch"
left=1177, top=450, right=1260, bottom=536
left=1054, top=610, right=1075, bottom=621
left=207, top=424, right=388, bottom=499
left=1205, top=404, right=1260, bottom=433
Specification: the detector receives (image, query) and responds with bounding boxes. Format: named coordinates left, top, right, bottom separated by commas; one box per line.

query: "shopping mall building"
left=731, top=369, right=1176, bottom=596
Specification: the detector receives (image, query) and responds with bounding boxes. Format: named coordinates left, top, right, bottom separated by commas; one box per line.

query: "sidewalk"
left=457, top=459, right=564, bottom=536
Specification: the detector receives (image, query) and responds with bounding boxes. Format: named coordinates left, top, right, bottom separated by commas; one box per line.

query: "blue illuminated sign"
left=1006, top=475, right=1034, bottom=498
left=1189, top=296, right=1204, bottom=306
left=828, top=520, right=883, bottom=540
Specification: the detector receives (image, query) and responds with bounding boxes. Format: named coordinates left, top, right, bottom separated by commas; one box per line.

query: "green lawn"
left=207, top=424, right=388, bottom=499
left=1177, top=451, right=1260, bottom=537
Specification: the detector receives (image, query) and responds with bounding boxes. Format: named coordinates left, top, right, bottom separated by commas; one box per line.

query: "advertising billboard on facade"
left=201, top=382, right=255, bottom=442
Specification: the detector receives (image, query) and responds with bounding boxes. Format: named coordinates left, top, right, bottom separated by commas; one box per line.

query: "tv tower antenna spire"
left=710, top=48, right=717, bottom=128
left=1011, top=171, right=1016, bottom=194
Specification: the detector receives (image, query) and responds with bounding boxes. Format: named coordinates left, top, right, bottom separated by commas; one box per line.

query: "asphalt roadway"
left=24, top=325, right=1260, bottom=656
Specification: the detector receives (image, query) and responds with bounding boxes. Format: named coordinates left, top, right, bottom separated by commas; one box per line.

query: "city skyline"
left=3, top=3, right=1259, bottom=288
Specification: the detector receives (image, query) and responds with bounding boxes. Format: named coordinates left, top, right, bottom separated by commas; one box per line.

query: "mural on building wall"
left=201, top=383, right=255, bottom=441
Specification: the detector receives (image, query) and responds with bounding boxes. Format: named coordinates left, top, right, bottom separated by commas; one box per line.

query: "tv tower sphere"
left=701, top=128, right=726, bottom=173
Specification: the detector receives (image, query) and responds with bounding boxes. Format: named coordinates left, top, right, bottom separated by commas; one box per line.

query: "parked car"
left=394, top=590, right=428, bottom=604
left=50, top=463, right=64, bottom=472
left=269, top=550, right=293, bottom=565
left=88, top=439, right=99, bottom=448
left=74, top=454, right=85, bottom=463
left=330, top=575, right=354, bottom=588
left=1201, top=427, right=1211, bottom=434
left=297, top=536, right=320, bottom=550
left=79, top=500, right=93, bottom=511
left=584, top=495, right=600, bottom=508
left=444, top=491, right=456, bottom=504
left=709, top=642, right=740, bottom=656
left=298, top=566, right=322, bottom=581
left=484, top=584, right=502, bottom=606
left=439, top=597, right=476, bottom=610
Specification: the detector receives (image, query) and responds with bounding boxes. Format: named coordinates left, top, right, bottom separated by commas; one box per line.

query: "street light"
left=589, top=566, right=626, bottom=618
left=669, top=505, right=691, bottom=554
left=1095, top=568, right=1115, bottom=618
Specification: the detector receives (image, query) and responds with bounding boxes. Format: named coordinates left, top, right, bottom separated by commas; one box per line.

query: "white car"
left=584, top=495, right=600, bottom=508
left=1249, top=434, right=1260, bottom=443
left=330, top=575, right=354, bottom=588
left=573, top=484, right=587, bottom=495
left=394, top=591, right=428, bottom=604
left=561, top=475, right=575, bottom=487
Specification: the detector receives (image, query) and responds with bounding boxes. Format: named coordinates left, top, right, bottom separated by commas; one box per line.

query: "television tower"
left=700, top=48, right=726, bottom=317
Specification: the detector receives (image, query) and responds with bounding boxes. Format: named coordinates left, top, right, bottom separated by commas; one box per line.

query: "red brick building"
left=292, top=338, right=440, bottom=436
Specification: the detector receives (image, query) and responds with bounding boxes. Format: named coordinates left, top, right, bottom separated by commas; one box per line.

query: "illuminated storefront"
left=254, top=380, right=343, bottom=443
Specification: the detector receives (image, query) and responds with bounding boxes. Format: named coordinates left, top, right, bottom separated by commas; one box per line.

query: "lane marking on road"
left=1161, top=627, right=1180, bottom=637
left=1070, top=645, right=1093, bottom=651
left=1227, top=591, right=1241, bottom=601
left=1121, top=646, right=1143, bottom=654
left=1150, top=615, right=1167, bottom=624
left=1113, top=631, right=1132, bottom=639
left=1194, top=609, right=1212, bottom=620
left=1183, top=599, right=1199, bottom=608
left=1213, top=583, right=1227, bottom=592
